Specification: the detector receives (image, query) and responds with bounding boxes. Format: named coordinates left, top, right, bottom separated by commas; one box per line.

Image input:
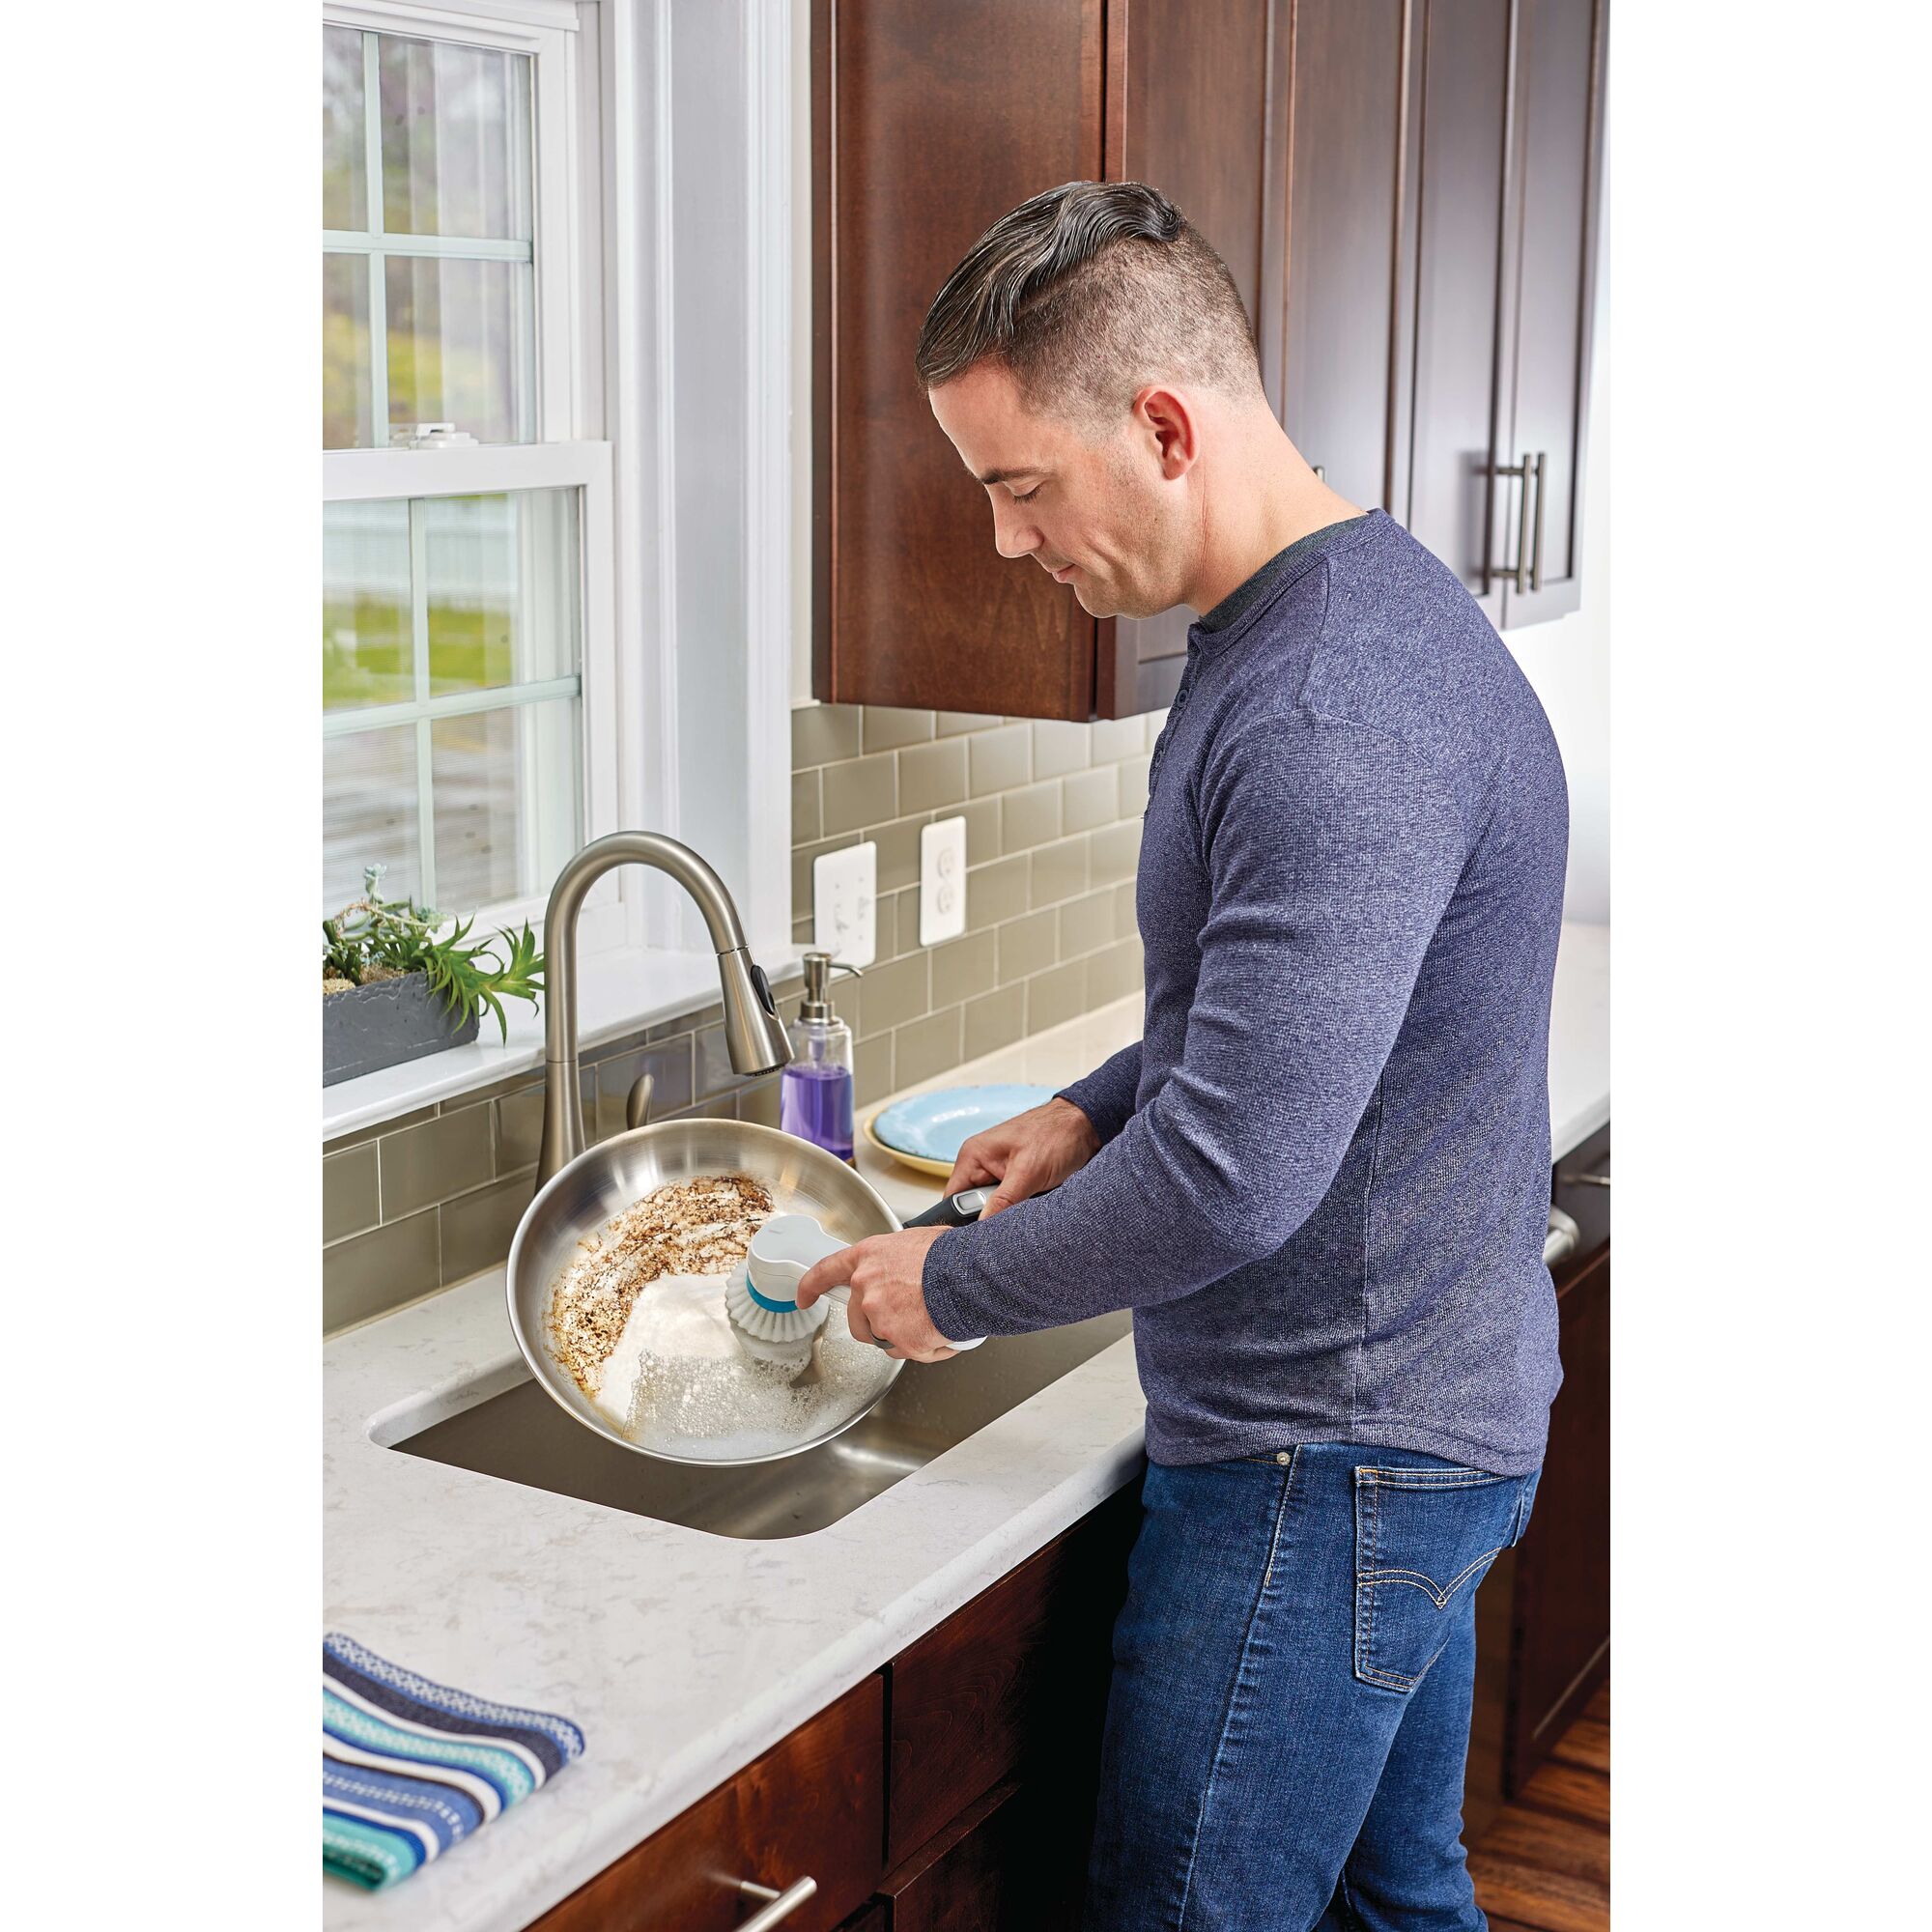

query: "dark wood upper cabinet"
left=1098, top=0, right=1284, bottom=717
left=1406, top=0, right=1515, bottom=629
left=1279, top=0, right=1414, bottom=519
left=811, top=0, right=1606, bottom=718
left=1493, top=0, right=1607, bottom=628
left=812, top=0, right=1281, bottom=720
left=1288, top=0, right=1606, bottom=632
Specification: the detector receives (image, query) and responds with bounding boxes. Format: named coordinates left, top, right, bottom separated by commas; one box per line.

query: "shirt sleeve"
left=1056, top=1042, right=1143, bottom=1145
left=921, top=716, right=1470, bottom=1341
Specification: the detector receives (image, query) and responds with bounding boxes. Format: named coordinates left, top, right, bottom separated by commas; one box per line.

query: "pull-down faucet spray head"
left=535, top=832, right=792, bottom=1187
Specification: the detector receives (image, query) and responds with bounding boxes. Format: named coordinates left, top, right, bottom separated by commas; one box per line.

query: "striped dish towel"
left=323, top=1633, right=586, bottom=1891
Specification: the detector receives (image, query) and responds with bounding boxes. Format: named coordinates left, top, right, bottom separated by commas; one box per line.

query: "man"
left=797, top=181, right=1568, bottom=1931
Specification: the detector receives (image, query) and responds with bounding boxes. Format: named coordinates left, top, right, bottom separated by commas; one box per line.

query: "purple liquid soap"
left=781, top=1059, right=855, bottom=1162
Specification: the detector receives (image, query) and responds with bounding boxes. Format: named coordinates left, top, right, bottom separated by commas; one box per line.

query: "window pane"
left=326, top=727, right=421, bottom=916
left=323, top=26, right=368, bottom=230
left=323, top=500, right=414, bottom=711
left=379, top=34, right=531, bottom=242
left=385, top=254, right=526, bottom=444
left=323, top=254, right=373, bottom=451
left=431, top=701, right=580, bottom=910
left=423, top=491, right=579, bottom=695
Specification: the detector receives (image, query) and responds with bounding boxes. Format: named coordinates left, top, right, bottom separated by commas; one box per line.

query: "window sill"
left=321, top=944, right=806, bottom=1145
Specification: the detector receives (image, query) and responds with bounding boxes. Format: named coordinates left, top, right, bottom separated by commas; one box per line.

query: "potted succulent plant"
left=323, top=866, right=545, bottom=1087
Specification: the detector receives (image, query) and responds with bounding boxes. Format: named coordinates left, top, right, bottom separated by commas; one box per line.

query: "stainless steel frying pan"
left=506, top=1117, right=975, bottom=1467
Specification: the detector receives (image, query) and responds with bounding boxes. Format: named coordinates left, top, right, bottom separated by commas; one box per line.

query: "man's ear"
left=1134, top=386, right=1198, bottom=481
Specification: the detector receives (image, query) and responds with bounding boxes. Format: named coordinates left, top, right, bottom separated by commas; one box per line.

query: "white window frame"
left=319, top=0, right=801, bottom=1136
left=322, top=0, right=625, bottom=954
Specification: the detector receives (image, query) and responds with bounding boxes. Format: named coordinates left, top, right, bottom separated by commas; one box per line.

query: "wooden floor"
left=1469, top=1681, right=1609, bottom=1932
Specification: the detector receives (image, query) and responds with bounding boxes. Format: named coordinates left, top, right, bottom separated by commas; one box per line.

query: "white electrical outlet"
left=920, top=816, right=968, bottom=947
left=812, top=841, right=876, bottom=966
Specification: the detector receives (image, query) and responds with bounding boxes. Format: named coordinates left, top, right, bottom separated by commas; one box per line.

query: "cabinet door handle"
left=1528, top=450, right=1546, bottom=592
left=1544, top=1206, right=1581, bottom=1269
left=1487, top=452, right=1548, bottom=595
left=735, top=1876, right=817, bottom=1929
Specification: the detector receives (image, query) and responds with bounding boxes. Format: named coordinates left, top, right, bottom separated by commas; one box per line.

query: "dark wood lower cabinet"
left=1505, top=1241, right=1610, bottom=1792
left=880, top=1778, right=1084, bottom=1932
left=888, top=1483, right=1138, bottom=1863
left=529, top=1674, right=885, bottom=1932
left=1468, top=1122, right=1612, bottom=1830
left=530, top=1137, right=1605, bottom=1924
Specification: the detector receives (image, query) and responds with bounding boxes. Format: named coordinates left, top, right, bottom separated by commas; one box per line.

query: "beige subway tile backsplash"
left=957, top=796, right=1001, bottom=861
left=381, top=1105, right=493, bottom=1221
left=791, top=768, right=822, bottom=845
left=1091, top=716, right=1144, bottom=763
left=323, top=1144, right=379, bottom=1245
left=1027, top=957, right=1091, bottom=1034
left=963, top=988, right=1026, bottom=1062
left=441, top=1172, right=536, bottom=1288
left=1030, top=836, right=1091, bottom=910
left=968, top=852, right=1031, bottom=930
left=895, top=1006, right=965, bottom=1090
left=1001, top=781, right=1063, bottom=853
left=1059, top=888, right=1116, bottom=960
left=792, top=702, right=862, bottom=768
left=1032, top=719, right=1092, bottom=780
left=821, top=752, right=898, bottom=836
left=858, top=951, right=930, bottom=1037
left=998, top=907, right=1059, bottom=985
left=325, top=1208, right=440, bottom=1335
left=968, top=723, right=1032, bottom=796
left=862, top=706, right=937, bottom=753
left=898, top=737, right=968, bottom=813
left=929, top=928, right=997, bottom=1009
left=1062, top=766, right=1118, bottom=835
left=320, top=700, right=1157, bottom=1331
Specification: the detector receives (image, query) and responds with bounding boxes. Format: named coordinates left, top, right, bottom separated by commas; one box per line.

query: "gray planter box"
left=324, top=972, right=479, bottom=1087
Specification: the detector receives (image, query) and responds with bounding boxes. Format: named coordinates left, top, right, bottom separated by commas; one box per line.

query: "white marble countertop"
left=324, top=926, right=1607, bottom=1930
left=1548, top=922, right=1610, bottom=1160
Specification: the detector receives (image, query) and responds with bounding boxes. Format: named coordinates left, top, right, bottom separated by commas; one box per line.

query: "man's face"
left=927, top=362, right=1186, bottom=620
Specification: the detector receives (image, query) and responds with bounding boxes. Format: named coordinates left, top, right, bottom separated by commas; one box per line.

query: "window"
left=321, top=3, right=612, bottom=939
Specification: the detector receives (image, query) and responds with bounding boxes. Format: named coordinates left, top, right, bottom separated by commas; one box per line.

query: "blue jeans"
left=1084, top=1443, right=1540, bottom=1931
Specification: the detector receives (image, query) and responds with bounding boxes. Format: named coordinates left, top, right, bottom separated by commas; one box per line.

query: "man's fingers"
left=943, top=1139, right=1003, bottom=1198
left=844, top=1293, right=879, bottom=1347
left=795, top=1240, right=865, bottom=1310
left=980, top=1165, right=1035, bottom=1217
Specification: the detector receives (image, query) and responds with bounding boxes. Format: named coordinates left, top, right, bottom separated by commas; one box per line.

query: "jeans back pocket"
left=1352, top=1463, right=1531, bottom=1692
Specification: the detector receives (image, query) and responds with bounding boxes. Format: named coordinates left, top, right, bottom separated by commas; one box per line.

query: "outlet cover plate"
left=813, top=842, right=876, bottom=966
left=920, top=816, right=968, bottom=947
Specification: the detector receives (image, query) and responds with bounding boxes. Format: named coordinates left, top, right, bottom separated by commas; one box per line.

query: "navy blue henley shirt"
left=921, top=508, right=1570, bottom=1476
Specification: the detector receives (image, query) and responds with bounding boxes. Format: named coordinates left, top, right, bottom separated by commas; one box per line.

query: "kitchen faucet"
left=535, top=832, right=792, bottom=1187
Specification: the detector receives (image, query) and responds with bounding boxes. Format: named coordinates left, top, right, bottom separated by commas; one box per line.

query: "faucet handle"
left=625, top=1071, right=654, bottom=1132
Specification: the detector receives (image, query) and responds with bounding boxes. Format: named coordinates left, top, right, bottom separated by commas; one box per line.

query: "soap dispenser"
left=780, top=952, right=862, bottom=1162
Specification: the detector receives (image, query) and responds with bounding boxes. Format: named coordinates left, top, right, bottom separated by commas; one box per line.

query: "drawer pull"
left=1544, top=1206, right=1581, bottom=1269
left=735, top=1876, right=817, bottom=1929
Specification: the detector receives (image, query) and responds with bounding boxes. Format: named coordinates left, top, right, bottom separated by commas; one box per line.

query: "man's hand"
left=944, top=1095, right=1100, bottom=1215
left=796, top=1227, right=956, bottom=1361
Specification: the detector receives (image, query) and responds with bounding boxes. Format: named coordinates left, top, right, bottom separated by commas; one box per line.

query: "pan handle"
left=903, top=1185, right=994, bottom=1230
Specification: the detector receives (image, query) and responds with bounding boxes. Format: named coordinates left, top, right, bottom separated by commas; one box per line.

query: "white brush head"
left=723, top=1259, right=829, bottom=1364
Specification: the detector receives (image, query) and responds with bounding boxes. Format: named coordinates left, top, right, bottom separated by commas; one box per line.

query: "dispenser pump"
left=798, top=950, right=860, bottom=1022
left=781, top=952, right=863, bottom=1162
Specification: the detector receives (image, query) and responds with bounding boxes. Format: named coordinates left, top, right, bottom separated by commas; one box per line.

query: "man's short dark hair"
left=915, top=181, right=1262, bottom=433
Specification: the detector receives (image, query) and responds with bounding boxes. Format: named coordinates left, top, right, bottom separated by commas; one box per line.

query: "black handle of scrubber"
left=903, top=1185, right=993, bottom=1230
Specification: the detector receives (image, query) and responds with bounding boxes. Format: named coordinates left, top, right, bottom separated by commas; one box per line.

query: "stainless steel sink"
left=385, top=1311, right=1133, bottom=1540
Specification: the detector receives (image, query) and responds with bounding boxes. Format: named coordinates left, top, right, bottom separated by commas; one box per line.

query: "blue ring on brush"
left=746, top=1280, right=802, bottom=1314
